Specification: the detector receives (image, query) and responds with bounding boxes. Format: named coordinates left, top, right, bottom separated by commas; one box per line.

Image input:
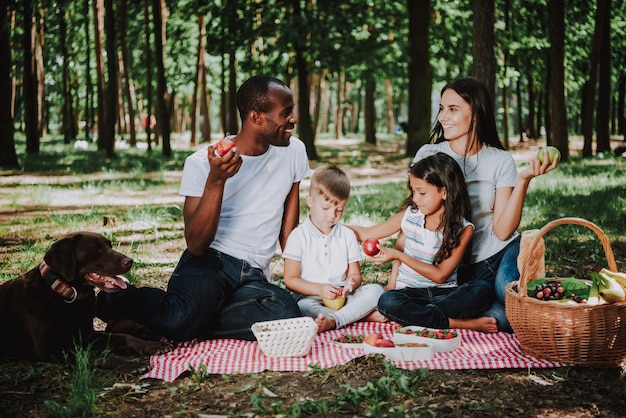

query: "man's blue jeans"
left=458, top=236, right=521, bottom=333
left=377, top=280, right=495, bottom=329
left=97, top=249, right=301, bottom=341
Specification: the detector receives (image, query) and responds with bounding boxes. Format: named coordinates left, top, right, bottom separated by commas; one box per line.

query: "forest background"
left=0, top=0, right=625, bottom=169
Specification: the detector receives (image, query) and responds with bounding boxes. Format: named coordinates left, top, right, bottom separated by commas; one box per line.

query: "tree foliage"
left=1, top=0, right=625, bottom=167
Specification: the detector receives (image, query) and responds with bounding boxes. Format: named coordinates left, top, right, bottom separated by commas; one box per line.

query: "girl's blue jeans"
left=377, top=280, right=495, bottom=329
left=458, top=235, right=521, bottom=333
left=96, top=249, right=301, bottom=341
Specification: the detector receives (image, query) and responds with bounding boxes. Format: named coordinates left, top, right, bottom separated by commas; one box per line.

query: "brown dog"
left=0, top=231, right=170, bottom=362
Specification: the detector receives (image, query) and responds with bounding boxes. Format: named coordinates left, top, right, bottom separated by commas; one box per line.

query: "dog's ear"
left=43, top=235, right=77, bottom=281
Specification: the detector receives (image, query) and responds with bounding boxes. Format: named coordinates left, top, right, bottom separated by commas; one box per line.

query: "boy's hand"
left=320, top=284, right=343, bottom=300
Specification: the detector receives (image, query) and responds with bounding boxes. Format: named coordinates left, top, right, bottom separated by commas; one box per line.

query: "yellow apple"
left=322, top=296, right=346, bottom=310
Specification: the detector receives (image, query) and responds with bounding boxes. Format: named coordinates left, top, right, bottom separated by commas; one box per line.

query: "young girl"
left=351, top=153, right=497, bottom=332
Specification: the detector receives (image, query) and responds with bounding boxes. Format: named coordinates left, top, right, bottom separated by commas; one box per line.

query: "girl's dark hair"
left=402, top=153, right=472, bottom=265
left=429, top=77, right=504, bottom=152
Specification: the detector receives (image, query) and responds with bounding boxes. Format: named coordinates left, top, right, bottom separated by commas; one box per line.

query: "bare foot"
left=315, top=314, right=336, bottom=333
left=363, top=309, right=388, bottom=323
left=449, top=316, right=498, bottom=333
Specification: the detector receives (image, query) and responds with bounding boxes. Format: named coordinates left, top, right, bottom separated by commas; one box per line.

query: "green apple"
left=322, top=296, right=346, bottom=310
left=537, top=146, right=561, bottom=164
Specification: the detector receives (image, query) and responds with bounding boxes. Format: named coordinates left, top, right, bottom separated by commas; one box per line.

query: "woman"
left=412, top=77, right=558, bottom=332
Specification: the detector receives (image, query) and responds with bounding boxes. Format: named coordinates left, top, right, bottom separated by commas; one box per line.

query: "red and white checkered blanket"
left=143, top=322, right=564, bottom=382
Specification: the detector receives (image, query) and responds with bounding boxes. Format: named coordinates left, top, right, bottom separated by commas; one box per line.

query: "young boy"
left=283, top=165, right=385, bottom=332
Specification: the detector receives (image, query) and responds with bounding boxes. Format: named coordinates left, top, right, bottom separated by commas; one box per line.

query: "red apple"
left=362, top=238, right=380, bottom=256
left=214, top=138, right=235, bottom=157
left=537, top=146, right=560, bottom=164
left=364, top=333, right=382, bottom=346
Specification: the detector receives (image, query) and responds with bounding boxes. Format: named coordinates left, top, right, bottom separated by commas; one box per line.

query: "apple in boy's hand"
left=322, top=295, right=346, bottom=310
left=362, top=238, right=380, bottom=256
left=214, top=138, right=235, bottom=157
left=537, top=146, right=560, bottom=164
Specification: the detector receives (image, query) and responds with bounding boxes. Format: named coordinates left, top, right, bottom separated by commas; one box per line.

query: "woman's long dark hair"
left=429, top=77, right=504, bottom=152
left=402, top=153, right=472, bottom=265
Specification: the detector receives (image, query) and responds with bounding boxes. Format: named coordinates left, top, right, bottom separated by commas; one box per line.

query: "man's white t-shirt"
left=282, top=216, right=363, bottom=287
left=179, top=137, right=310, bottom=278
left=413, top=142, right=518, bottom=264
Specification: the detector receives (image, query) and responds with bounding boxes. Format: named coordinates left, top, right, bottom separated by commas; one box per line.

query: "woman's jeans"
left=96, top=249, right=301, bottom=341
left=458, top=236, right=521, bottom=333
left=377, top=280, right=495, bottom=329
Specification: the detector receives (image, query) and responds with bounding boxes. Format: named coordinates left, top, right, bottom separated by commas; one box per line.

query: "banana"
left=588, top=273, right=604, bottom=305
left=599, top=268, right=626, bottom=289
left=594, top=272, right=626, bottom=303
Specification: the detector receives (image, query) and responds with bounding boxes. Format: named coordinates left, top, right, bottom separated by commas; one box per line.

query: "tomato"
left=214, top=138, right=235, bottom=157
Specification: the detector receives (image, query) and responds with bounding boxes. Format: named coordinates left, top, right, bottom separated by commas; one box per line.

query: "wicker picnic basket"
left=505, top=217, right=626, bottom=367
left=251, top=316, right=318, bottom=357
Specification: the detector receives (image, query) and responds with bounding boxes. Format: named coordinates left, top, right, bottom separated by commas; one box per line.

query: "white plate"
left=393, top=326, right=461, bottom=353
left=332, top=341, right=365, bottom=349
left=363, top=342, right=434, bottom=361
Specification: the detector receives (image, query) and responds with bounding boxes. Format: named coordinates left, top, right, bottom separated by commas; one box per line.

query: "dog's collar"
left=38, top=260, right=78, bottom=303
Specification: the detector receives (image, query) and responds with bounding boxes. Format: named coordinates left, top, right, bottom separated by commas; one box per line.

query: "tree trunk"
left=200, top=64, right=211, bottom=142
left=581, top=0, right=604, bottom=157
left=104, top=0, right=118, bottom=158
left=618, top=75, right=625, bottom=137
left=320, top=75, right=330, bottom=134
left=294, top=31, right=317, bottom=160
left=84, top=0, right=93, bottom=142
left=405, top=0, right=431, bottom=157
left=153, top=0, right=171, bottom=157
left=190, top=16, right=205, bottom=147
left=516, top=78, right=523, bottom=143
left=334, top=68, right=345, bottom=139
left=0, top=1, right=19, bottom=168
left=94, top=0, right=106, bottom=150
left=311, top=71, right=324, bottom=138
left=595, top=0, right=611, bottom=154
left=526, top=74, right=537, bottom=139
left=143, top=0, right=153, bottom=151
left=471, top=0, right=496, bottom=105
left=547, top=0, right=568, bottom=161
left=119, top=0, right=137, bottom=147
left=59, top=9, right=76, bottom=144
left=385, top=79, right=393, bottom=135
left=226, top=53, right=238, bottom=135
left=23, top=1, right=39, bottom=155
left=35, top=10, right=45, bottom=138
left=364, top=78, right=376, bottom=145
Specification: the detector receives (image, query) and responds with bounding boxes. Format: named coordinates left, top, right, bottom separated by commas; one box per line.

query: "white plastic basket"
left=251, top=317, right=318, bottom=357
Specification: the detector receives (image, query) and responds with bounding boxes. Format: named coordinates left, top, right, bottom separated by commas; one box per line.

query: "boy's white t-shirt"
left=179, top=137, right=310, bottom=278
left=282, top=216, right=363, bottom=287
left=413, top=142, right=519, bottom=264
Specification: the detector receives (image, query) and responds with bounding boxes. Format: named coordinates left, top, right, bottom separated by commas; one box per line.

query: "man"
left=98, top=76, right=310, bottom=341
